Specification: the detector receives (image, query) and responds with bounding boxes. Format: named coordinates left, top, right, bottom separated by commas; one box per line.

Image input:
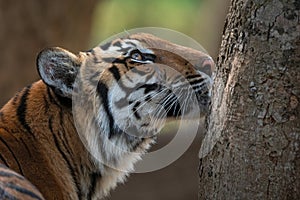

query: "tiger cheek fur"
left=0, top=33, right=213, bottom=200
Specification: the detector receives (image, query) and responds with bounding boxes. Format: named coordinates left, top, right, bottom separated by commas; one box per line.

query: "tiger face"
left=38, top=33, right=213, bottom=168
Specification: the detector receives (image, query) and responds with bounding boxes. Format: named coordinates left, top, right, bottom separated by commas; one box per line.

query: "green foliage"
left=90, top=0, right=204, bottom=45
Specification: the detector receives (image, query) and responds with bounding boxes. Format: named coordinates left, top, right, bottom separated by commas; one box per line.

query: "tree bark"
left=199, top=0, right=299, bottom=199
left=0, top=0, right=98, bottom=106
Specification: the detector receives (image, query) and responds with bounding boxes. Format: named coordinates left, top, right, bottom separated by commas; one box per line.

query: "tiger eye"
left=131, top=52, right=143, bottom=60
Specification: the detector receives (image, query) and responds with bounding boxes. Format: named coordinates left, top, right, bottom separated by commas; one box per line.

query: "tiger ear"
left=37, top=47, right=81, bottom=98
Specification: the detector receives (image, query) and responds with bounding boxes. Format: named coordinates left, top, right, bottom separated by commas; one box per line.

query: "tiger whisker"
left=127, top=87, right=170, bottom=119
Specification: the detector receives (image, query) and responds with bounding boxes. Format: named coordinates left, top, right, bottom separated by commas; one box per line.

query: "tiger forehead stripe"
left=123, top=39, right=154, bottom=53
left=104, top=39, right=153, bottom=54
left=123, top=39, right=140, bottom=47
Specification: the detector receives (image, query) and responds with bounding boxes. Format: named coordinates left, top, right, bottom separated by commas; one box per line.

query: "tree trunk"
left=0, top=0, right=98, bottom=106
left=198, top=0, right=299, bottom=199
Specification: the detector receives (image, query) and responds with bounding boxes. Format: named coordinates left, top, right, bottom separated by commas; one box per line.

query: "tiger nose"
left=196, top=57, right=215, bottom=76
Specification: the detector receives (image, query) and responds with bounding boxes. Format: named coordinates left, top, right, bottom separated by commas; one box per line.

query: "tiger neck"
left=33, top=81, right=147, bottom=199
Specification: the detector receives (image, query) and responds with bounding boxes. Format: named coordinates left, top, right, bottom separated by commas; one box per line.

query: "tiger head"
left=37, top=33, right=214, bottom=169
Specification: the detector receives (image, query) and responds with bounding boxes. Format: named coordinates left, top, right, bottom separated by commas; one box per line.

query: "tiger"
left=0, top=33, right=214, bottom=200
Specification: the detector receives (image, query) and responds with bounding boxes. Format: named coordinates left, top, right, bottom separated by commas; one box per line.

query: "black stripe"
left=125, top=41, right=137, bottom=47
left=145, top=94, right=152, bottom=102
left=51, top=126, right=81, bottom=200
left=0, top=136, right=24, bottom=175
left=112, top=57, right=126, bottom=65
left=17, top=85, right=34, bottom=137
left=59, top=109, right=64, bottom=129
left=186, top=74, right=202, bottom=79
left=131, top=138, right=145, bottom=151
left=108, top=64, right=135, bottom=93
left=0, top=126, right=11, bottom=135
left=0, top=186, right=18, bottom=200
left=143, top=53, right=156, bottom=62
left=100, top=41, right=112, bottom=50
left=113, top=41, right=122, bottom=47
left=48, top=117, right=54, bottom=133
left=87, top=172, right=102, bottom=200
left=19, top=138, right=32, bottom=157
left=108, top=65, right=121, bottom=81
left=163, top=94, right=182, bottom=117
left=97, top=82, right=115, bottom=139
left=46, top=87, right=59, bottom=106
left=0, top=170, right=25, bottom=180
left=132, top=101, right=141, bottom=120
left=12, top=92, right=20, bottom=106
left=138, top=83, right=160, bottom=94
left=56, top=114, right=83, bottom=199
left=114, top=82, right=158, bottom=109
left=0, top=154, right=9, bottom=166
left=6, top=182, right=43, bottom=200
left=51, top=87, right=72, bottom=107
left=43, top=95, right=50, bottom=114
left=47, top=86, right=72, bottom=108
left=53, top=134, right=81, bottom=199
left=1, top=131, right=32, bottom=159
left=189, top=78, right=205, bottom=86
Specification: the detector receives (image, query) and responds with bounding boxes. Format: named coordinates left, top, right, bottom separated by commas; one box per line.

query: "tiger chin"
left=0, top=33, right=213, bottom=200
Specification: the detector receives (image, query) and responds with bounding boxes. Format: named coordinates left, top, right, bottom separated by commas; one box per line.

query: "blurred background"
left=0, top=0, right=230, bottom=199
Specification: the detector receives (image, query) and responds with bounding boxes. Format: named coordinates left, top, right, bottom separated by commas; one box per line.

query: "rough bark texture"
left=199, top=0, right=299, bottom=199
left=0, top=0, right=98, bottom=106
